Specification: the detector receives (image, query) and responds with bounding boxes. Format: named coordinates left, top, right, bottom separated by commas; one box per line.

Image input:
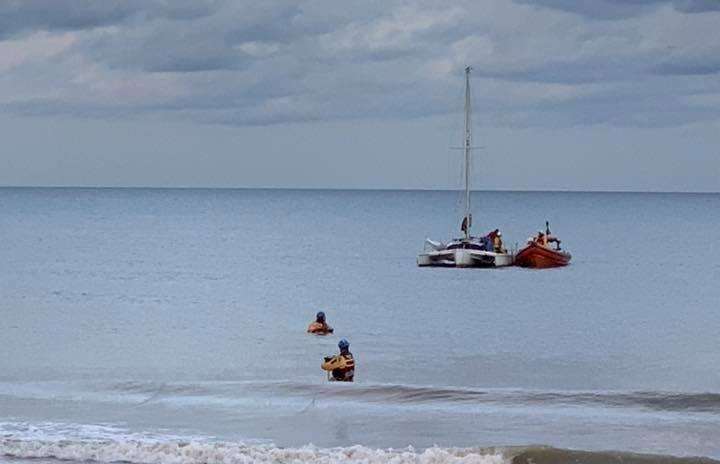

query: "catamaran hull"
left=418, top=249, right=514, bottom=268
left=417, top=250, right=454, bottom=267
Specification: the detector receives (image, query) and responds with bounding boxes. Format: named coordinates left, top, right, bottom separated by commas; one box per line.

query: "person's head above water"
left=316, top=311, right=326, bottom=323
left=338, top=338, right=350, bottom=353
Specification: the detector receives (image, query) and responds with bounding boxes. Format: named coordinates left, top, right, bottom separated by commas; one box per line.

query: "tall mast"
left=463, top=66, right=472, bottom=238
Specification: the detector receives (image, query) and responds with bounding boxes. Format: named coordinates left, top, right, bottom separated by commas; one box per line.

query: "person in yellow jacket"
left=307, top=311, right=334, bottom=335
left=322, top=339, right=354, bottom=382
left=535, top=231, right=561, bottom=250
left=493, top=232, right=506, bottom=253
left=535, top=231, right=548, bottom=246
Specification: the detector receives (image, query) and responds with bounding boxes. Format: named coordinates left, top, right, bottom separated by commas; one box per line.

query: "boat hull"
left=515, top=242, right=571, bottom=268
left=418, top=248, right=514, bottom=268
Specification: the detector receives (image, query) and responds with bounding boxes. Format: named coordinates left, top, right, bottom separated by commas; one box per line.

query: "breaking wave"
left=2, top=437, right=717, bottom=464
left=1, top=439, right=506, bottom=464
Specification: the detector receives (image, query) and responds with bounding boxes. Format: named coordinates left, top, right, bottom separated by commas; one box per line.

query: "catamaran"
left=417, top=66, right=514, bottom=268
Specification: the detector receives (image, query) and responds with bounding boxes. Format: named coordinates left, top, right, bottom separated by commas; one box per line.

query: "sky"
left=0, top=0, right=719, bottom=191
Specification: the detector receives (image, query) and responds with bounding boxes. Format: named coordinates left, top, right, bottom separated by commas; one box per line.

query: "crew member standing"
left=322, top=339, right=355, bottom=382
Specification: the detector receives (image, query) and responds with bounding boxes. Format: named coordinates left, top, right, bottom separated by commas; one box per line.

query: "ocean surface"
left=1, top=187, right=719, bottom=464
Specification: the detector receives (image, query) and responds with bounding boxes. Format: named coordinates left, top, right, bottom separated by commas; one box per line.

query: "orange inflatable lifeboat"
left=515, top=222, right=571, bottom=269
left=515, top=241, right=571, bottom=268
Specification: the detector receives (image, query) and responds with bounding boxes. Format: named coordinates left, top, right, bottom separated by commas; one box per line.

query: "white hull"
left=418, top=248, right=514, bottom=268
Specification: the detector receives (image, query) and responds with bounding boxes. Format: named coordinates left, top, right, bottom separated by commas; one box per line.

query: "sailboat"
left=417, top=66, right=514, bottom=268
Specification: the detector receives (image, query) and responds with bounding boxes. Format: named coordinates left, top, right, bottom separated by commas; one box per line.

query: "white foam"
left=0, top=421, right=508, bottom=464
left=0, top=439, right=508, bottom=464
left=0, top=421, right=193, bottom=443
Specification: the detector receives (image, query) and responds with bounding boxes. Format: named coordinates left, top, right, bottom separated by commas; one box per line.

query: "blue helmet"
left=338, top=339, right=350, bottom=350
left=316, top=311, right=326, bottom=322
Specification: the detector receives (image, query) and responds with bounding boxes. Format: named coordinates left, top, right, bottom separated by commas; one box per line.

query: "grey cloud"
left=0, top=0, right=218, bottom=40
left=0, top=98, right=138, bottom=119
left=1, top=0, right=719, bottom=128
left=670, top=0, right=720, bottom=13
left=84, top=24, right=249, bottom=73
left=528, top=91, right=720, bottom=128
left=652, top=58, right=720, bottom=75
left=514, top=0, right=720, bottom=19
left=477, top=50, right=720, bottom=83
left=472, top=59, right=638, bottom=84
left=514, top=0, right=658, bottom=19
left=510, top=71, right=720, bottom=128
left=76, top=2, right=333, bottom=73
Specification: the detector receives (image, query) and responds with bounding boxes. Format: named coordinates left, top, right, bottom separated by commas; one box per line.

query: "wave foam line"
left=2, top=435, right=718, bottom=464
left=0, top=439, right=508, bottom=464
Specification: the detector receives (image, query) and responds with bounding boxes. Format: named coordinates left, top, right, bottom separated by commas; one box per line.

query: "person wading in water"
left=322, top=339, right=354, bottom=382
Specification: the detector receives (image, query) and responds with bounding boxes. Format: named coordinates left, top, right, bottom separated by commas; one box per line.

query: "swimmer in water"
left=307, top=311, right=334, bottom=335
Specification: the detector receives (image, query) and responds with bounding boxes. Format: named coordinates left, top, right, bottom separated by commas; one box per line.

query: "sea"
left=1, top=187, right=719, bottom=464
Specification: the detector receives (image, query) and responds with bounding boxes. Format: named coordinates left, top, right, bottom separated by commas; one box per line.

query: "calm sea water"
left=1, top=188, right=719, bottom=463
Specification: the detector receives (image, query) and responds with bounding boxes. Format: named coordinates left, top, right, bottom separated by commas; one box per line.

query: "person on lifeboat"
left=307, top=311, right=334, bottom=335
left=534, top=231, right=561, bottom=250
left=322, top=338, right=355, bottom=382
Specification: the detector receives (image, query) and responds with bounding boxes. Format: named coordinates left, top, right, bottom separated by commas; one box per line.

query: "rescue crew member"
left=307, top=311, right=334, bottom=335
left=542, top=221, right=561, bottom=249
left=321, top=338, right=355, bottom=382
left=486, top=229, right=500, bottom=241
left=535, top=231, right=561, bottom=249
left=493, top=231, right=506, bottom=253
left=483, top=229, right=499, bottom=252
left=536, top=231, right=548, bottom=246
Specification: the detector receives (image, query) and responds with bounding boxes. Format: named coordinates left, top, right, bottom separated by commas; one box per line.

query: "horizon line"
left=0, top=185, right=717, bottom=194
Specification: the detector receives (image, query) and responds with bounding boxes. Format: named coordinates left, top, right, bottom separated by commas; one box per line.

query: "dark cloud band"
left=0, top=0, right=718, bottom=128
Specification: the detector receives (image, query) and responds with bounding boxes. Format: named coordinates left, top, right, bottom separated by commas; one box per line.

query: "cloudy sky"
left=1, top=0, right=719, bottom=191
